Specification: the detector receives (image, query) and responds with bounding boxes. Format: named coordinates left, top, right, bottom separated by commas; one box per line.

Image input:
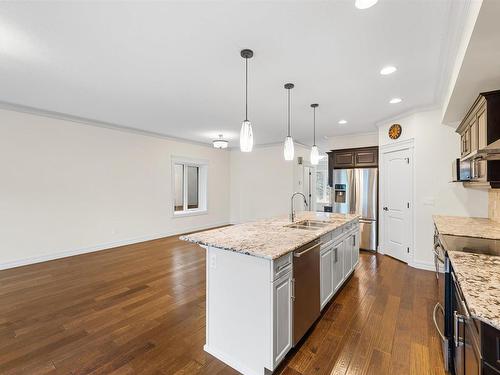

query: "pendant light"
left=283, top=83, right=295, bottom=161
left=240, top=49, right=254, bottom=152
left=310, top=104, right=320, bottom=165
left=213, top=134, right=228, bottom=149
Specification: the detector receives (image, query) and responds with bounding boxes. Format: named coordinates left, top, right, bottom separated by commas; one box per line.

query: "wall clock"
left=388, top=124, right=402, bottom=140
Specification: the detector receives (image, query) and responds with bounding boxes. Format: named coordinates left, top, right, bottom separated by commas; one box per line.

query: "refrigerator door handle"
left=359, top=218, right=375, bottom=223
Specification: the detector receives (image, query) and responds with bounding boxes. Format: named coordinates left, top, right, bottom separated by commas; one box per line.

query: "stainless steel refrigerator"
left=331, top=168, right=377, bottom=251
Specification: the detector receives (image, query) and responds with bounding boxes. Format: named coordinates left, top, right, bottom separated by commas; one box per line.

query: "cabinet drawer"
left=320, top=232, right=333, bottom=245
left=273, top=253, right=292, bottom=281
left=330, top=227, right=343, bottom=240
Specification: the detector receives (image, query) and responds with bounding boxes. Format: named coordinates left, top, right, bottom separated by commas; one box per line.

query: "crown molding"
left=374, top=103, right=442, bottom=128
left=323, top=130, right=378, bottom=140
left=0, top=100, right=221, bottom=149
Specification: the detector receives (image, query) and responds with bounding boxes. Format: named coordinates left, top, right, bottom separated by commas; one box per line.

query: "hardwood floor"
left=0, top=235, right=446, bottom=375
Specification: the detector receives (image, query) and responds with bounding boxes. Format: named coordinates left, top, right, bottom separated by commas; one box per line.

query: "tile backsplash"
left=489, top=190, right=500, bottom=222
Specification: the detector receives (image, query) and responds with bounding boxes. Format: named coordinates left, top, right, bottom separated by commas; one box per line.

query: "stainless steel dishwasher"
left=292, top=239, right=321, bottom=345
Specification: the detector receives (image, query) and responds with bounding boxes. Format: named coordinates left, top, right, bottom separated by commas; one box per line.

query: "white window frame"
left=171, top=156, right=208, bottom=218
left=315, top=167, right=329, bottom=205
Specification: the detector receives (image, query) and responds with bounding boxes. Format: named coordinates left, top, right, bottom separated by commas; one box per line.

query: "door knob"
left=383, top=207, right=388, bottom=211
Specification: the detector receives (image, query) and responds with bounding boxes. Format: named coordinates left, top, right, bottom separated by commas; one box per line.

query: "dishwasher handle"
left=293, top=243, right=320, bottom=258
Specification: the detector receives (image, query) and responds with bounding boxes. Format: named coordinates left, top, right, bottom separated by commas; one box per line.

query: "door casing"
left=379, top=139, right=415, bottom=264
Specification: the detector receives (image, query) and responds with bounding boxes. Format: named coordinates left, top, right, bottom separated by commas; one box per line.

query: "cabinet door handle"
left=383, top=207, right=388, bottom=211
left=352, top=236, right=356, bottom=246
left=290, top=278, right=295, bottom=301
left=333, top=247, right=338, bottom=262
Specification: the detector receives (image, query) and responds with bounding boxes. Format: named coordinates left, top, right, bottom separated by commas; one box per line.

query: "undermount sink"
left=285, top=220, right=330, bottom=230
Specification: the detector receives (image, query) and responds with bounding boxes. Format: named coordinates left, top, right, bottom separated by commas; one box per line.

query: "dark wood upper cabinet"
left=327, top=146, right=378, bottom=186
left=355, top=149, right=378, bottom=166
left=333, top=151, right=355, bottom=168
left=457, top=90, right=500, bottom=158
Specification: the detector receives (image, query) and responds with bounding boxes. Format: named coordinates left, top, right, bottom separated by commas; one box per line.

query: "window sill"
left=173, top=209, right=208, bottom=218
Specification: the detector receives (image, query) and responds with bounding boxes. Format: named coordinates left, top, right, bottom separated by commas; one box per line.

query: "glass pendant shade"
left=310, top=145, right=320, bottom=165
left=284, top=136, right=294, bottom=161
left=240, top=120, right=253, bottom=152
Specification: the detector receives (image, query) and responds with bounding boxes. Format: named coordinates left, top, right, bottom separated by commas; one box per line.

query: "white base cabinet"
left=320, top=246, right=334, bottom=310
left=320, top=222, right=360, bottom=311
left=272, top=272, right=292, bottom=366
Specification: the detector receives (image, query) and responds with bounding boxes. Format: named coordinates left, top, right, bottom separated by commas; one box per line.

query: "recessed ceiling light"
left=338, top=120, right=348, bottom=125
left=380, top=66, right=397, bottom=75
left=389, top=98, right=402, bottom=104
left=355, top=0, right=378, bottom=10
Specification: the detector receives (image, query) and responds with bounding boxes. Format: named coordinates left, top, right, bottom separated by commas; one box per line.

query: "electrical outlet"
left=209, top=253, right=216, bottom=269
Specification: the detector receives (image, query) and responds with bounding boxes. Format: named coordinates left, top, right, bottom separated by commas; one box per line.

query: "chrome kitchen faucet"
left=290, top=192, right=308, bottom=222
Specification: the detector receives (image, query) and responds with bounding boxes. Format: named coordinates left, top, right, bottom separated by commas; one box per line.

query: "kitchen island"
left=181, top=212, right=360, bottom=375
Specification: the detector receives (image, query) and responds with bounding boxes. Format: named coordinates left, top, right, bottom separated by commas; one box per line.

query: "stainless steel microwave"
left=452, top=158, right=471, bottom=181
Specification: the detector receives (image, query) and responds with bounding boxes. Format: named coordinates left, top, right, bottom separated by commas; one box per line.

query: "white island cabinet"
left=181, top=213, right=360, bottom=375
left=319, top=222, right=360, bottom=310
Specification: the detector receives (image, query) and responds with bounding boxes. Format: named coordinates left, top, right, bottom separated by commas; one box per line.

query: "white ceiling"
left=0, top=1, right=466, bottom=149
left=443, top=0, right=500, bottom=124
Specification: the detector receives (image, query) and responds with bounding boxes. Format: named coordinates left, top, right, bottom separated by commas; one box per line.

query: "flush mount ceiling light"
left=310, top=103, right=320, bottom=166
left=380, top=66, right=397, bottom=75
left=283, top=83, right=295, bottom=161
left=338, top=119, right=348, bottom=125
left=389, top=97, right=403, bottom=104
left=213, top=134, right=228, bottom=149
left=355, top=0, right=378, bottom=9
left=239, top=49, right=254, bottom=152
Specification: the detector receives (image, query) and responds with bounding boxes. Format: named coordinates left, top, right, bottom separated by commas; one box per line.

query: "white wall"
left=230, top=144, right=290, bottom=223
left=378, top=109, right=488, bottom=268
left=0, top=108, right=230, bottom=269
left=323, top=132, right=378, bottom=150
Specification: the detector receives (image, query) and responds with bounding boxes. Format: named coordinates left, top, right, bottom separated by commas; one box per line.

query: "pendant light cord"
left=287, top=88, right=291, bottom=136
left=245, top=57, right=248, bottom=121
left=313, top=106, right=316, bottom=146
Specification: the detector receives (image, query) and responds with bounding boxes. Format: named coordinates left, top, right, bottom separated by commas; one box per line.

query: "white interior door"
left=382, top=148, right=411, bottom=263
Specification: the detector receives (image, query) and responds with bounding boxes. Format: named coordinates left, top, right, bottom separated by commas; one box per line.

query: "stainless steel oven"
left=452, top=269, right=482, bottom=375
left=433, top=227, right=450, bottom=371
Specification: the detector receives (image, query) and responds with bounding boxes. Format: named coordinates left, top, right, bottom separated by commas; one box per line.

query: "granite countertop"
left=180, top=212, right=359, bottom=260
left=448, top=251, right=500, bottom=330
left=433, top=215, right=500, bottom=240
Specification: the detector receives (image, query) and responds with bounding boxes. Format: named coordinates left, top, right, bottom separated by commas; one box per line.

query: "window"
left=172, top=158, right=207, bottom=216
left=315, top=164, right=330, bottom=206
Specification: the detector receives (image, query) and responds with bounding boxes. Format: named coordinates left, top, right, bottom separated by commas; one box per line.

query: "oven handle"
left=451, top=272, right=470, bottom=317
left=432, top=302, right=446, bottom=342
left=454, top=311, right=466, bottom=347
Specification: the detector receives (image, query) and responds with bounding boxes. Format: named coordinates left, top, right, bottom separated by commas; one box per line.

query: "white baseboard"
left=378, top=247, right=435, bottom=272
left=409, top=259, right=436, bottom=272
left=0, top=221, right=230, bottom=271
left=204, top=345, right=265, bottom=375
